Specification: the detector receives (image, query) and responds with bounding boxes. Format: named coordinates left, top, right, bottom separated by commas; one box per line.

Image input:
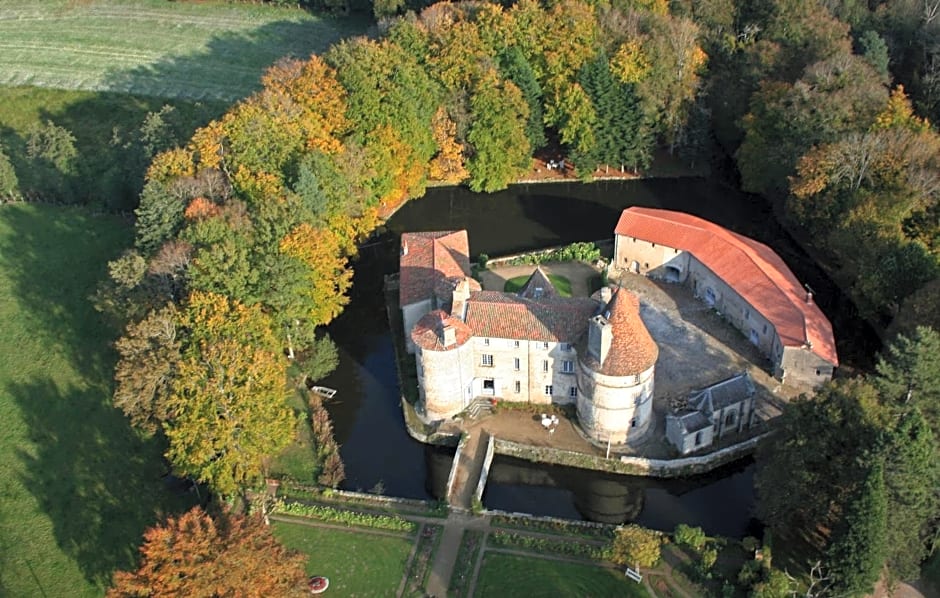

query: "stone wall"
left=492, top=433, right=768, bottom=478
left=473, top=434, right=496, bottom=505
left=445, top=433, right=470, bottom=503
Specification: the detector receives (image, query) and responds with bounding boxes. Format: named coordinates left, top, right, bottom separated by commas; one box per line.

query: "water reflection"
left=484, top=456, right=759, bottom=538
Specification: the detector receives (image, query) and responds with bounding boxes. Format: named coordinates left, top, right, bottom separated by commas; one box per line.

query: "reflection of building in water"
left=485, top=456, right=644, bottom=525
left=423, top=445, right=457, bottom=501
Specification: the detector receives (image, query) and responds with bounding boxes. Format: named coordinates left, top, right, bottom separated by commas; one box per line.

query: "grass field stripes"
left=0, top=0, right=370, bottom=101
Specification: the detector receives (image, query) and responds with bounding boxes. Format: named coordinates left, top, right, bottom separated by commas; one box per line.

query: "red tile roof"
left=464, top=291, right=598, bottom=342
left=615, top=207, right=838, bottom=366
left=590, top=288, right=659, bottom=376
left=411, top=310, right=474, bottom=351
left=399, top=231, right=471, bottom=306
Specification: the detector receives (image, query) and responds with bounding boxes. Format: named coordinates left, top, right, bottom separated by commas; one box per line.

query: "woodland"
left=2, top=0, right=939, bottom=594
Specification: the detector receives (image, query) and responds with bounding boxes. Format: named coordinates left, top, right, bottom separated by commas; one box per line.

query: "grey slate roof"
left=687, top=372, right=755, bottom=416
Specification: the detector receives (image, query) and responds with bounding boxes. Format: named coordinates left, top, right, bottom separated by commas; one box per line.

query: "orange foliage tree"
left=109, top=507, right=308, bottom=597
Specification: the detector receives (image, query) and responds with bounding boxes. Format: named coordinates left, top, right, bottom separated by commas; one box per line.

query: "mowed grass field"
left=0, top=0, right=371, bottom=102
left=473, top=553, right=651, bottom=598
left=273, top=521, right=415, bottom=596
left=0, top=204, right=195, bottom=596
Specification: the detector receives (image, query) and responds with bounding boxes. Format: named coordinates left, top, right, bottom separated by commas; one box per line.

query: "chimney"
left=441, top=324, right=457, bottom=348
left=401, top=240, right=408, bottom=256
left=806, top=291, right=813, bottom=305
left=599, top=286, right=612, bottom=304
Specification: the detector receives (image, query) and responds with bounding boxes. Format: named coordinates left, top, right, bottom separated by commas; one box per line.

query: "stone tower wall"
left=576, top=364, right=655, bottom=444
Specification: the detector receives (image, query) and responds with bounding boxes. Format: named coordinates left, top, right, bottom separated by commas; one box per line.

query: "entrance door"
left=482, top=379, right=495, bottom=396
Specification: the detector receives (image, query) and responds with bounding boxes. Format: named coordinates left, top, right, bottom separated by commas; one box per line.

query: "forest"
left=12, top=0, right=928, bottom=593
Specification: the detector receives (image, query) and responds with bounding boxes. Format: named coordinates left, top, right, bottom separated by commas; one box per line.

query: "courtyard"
left=472, top=260, right=793, bottom=458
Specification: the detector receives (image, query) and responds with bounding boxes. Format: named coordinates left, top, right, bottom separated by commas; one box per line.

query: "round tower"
left=577, top=288, right=658, bottom=445
left=411, top=310, right=474, bottom=421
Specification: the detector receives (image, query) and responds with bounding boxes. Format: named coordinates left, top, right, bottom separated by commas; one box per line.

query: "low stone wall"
left=493, top=433, right=768, bottom=478
left=473, top=434, right=496, bottom=505
left=445, top=433, right=469, bottom=503
left=483, top=508, right=617, bottom=533
left=280, top=482, right=440, bottom=511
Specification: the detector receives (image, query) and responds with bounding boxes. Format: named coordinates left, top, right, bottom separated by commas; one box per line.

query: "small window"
left=544, top=385, right=553, bottom=396
left=483, top=338, right=490, bottom=346
left=481, top=354, right=493, bottom=367
left=744, top=308, right=750, bottom=320
left=644, top=263, right=649, bottom=269
left=694, top=431, right=702, bottom=446
left=513, top=357, right=520, bottom=371
left=569, top=387, right=578, bottom=398
left=543, top=360, right=549, bottom=372
left=534, top=287, right=543, bottom=298
left=562, top=360, right=574, bottom=373
left=563, top=343, right=572, bottom=352
left=763, top=324, right=768, bottom=334
left=816, top=369, right=821, bottom=376
left=632, top=237, right=636, bottom=242
left=651, top=243, right=656, bottom=248
left=725, top=412, right=736, bottom=426
left=543, top=342, right=549, bottom=350
left=514, top=340, right=520, bottom=348
left=631, top=418, right=637, bottom=428
left=515, top=381, right=521, bottom=393
left=674, top=248, right=679, bottom=254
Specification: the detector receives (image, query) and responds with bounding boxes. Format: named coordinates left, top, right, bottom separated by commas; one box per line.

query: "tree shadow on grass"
left=0, top=205, right=195, bottom=589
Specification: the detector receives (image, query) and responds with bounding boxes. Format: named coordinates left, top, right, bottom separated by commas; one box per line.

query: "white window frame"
left=544, top=385, right=553, bottom=396
left=562, top=360, right=574, bottom=373
left=481, top=354, right=494, bottom=367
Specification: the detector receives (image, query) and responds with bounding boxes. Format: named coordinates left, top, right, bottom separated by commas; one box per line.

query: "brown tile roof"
left=399, top=231, right=471, bottom=306
left=517, top=266, right=558, bottom=299
left=464, top=291, right=598, bottom=342
left=581, top=288, right=659, bottom=376
left=411, top=310, right=473, bottom=351
left=615, top=208, right=838, bottom=366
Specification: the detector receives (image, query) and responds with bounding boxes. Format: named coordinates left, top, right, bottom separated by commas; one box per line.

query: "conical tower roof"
left=596, top=288, right=658, bottom=376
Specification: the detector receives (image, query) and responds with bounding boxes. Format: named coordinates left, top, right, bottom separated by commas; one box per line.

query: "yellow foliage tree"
left=611, top=39, right=652, bottom=84
left=428, top=107, right=468, bottom=183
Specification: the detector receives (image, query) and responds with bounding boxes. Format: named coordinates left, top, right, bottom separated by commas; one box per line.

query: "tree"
left=498, top=46, right=547, bottom=152
left=427, top=107, right=468, bottom=184
left=0, top=143, right=18, bottom=199
left=858, top=30, right=890, bottom=78
left=164, top=292, right=296, bottom=497
left=882, top=409, right=940, bottom=580
left=875, top=326, right=940, bottom=431
left=610, top=525, right=661, bottom=568
left=108, top=507, right=307, bottom=597
left=25, top=120, right=77, bottom=201
left=466, top=69, right=531, bottom=192
left=826, top=462, right=887, bottom=597
left=113, top=304, right=181, bottom=435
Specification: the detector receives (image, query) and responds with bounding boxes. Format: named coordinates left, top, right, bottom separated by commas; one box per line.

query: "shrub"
left=477, top=253, right=489, bottom=268
left=272, top=500, right=416, bottom=532
left=611, top=525, right=661, bottom=568
left=674, top=523, right=707, bottom=552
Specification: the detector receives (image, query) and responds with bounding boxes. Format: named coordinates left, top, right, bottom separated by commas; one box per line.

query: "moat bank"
left=318, top=177, right=879, bottom=530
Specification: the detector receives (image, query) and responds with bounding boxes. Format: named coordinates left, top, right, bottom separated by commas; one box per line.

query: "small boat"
left=310, top=386, right=338, bottom=399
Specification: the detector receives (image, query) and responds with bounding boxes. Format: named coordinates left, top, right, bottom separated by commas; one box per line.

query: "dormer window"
left=534, top=287, right=543, bottom=298
left=483, top=338, right=490, bottom=346
left=604, top=310, right=611, bottom=320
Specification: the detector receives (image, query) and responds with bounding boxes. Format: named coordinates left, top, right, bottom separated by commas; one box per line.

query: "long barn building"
left=613, top=207, right=838, bottom=387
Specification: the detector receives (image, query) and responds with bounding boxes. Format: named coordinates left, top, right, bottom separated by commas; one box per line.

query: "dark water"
left=320, top=178, right=880, bottom=533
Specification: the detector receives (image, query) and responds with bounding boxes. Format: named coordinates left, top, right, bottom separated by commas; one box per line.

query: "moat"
left=317, top=177, right=880, bottom=536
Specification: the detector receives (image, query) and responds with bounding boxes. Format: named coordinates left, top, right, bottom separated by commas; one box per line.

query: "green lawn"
left=474, top=553, right=650, bottom=598
left=504, top=274, right=572, bottom=296
left=273, top=521, right=415, bottom=597
left=0, top=0, right=370, bottom=102
left=0, top=203, right=196, bottom=596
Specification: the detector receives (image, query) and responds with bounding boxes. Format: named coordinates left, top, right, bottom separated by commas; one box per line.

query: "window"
left=644, top=263, right=649, bottom=269
left=513, top=357, right=520, bottom=371
left=483, top=338, right=490, bottom=346
left=651, top=243, right=656, bottom=248
left=815, top=369, right=821, bottom=376
left=544, top=385, right=553, bottom=396
left=569, top=387, right=578, bottom=398
left=763, top=324, right=768, bottom=334
left=694, top=431, right=702, bottom=446
left=481, top=354, right=493, bottom=367
left=725, top=412, right=736, bottom=426
left=744, top=308, right=750, bottom=320
left=542, top=342, right=549, bottom=350
left=563, top=343, right=572, bottom=352
left=562, top=360, right=574, bottom=373
left=483, top=379, right=495, bottom=395
left=514, top=340, right=520, bottom=348
left=543, top=360, right=549, bottom=372
left=515, top=381, right=521, bottom=393
left=631, top=418, right=637, bottom=428
left=534, top=287, right=543, bottom=298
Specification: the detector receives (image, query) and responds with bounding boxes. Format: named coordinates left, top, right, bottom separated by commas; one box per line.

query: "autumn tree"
left=109, top=507, right=307, bottom=597
left=610, top=525, right=661, bottom=568
left=113, top=304, right=180, bottom=435
left=164, top=292, right=296, bottom=497
left=428, top=107, right=468, bottom=184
